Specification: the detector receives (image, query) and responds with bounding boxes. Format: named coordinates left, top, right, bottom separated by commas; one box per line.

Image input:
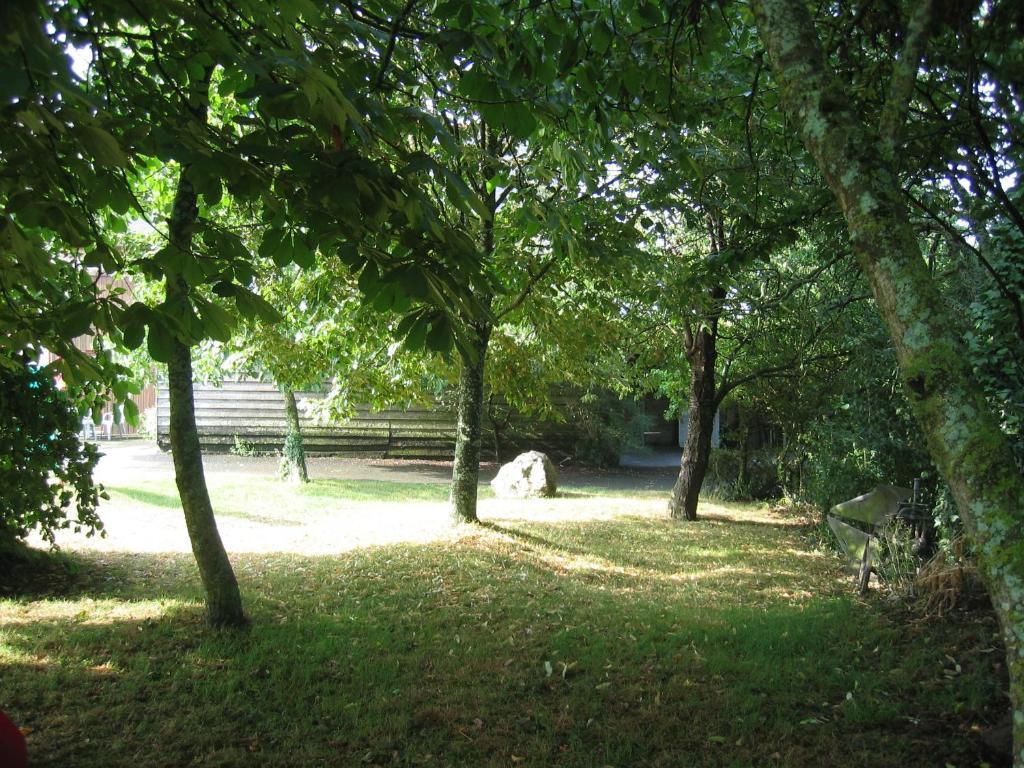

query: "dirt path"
left=91, top=439, right=678, bottom=492
left=41, top=439, right=686, bottom=556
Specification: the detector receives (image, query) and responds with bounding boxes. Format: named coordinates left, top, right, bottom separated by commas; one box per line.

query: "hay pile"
left=912, top=538, right=985, bottom=616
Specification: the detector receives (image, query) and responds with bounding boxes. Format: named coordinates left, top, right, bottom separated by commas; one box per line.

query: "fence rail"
left=156, top=381, right=458, bottom=459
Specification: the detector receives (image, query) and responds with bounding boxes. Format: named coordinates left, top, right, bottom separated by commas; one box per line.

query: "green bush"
left=230, top=435, right=262, bottom=457
left=798, top=402, right=930, bottom=517
left=566, top=392, right=647, bottom=468
left=0, top=362, right=105, bottom=545
left=496, top=391, right=648, bottom=468
left=703, top=447, right=781, bottom=501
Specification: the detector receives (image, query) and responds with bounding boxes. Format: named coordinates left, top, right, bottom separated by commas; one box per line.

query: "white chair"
left=101, top=412, right=115, bottom=440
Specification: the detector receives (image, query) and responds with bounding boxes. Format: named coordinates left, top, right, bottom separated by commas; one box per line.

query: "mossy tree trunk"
left=752, top=0, right=1024, bottom=758
left=450, top=324, right=491, bottom=524
left=163, top=77, right=245, bottom=628
left=280, top=387, right=309, bottom=484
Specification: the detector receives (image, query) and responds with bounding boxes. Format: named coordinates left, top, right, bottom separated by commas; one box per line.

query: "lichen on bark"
left=279, top=387, right=309, bottom=484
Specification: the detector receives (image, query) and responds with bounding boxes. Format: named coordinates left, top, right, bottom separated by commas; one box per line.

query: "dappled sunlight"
left=40, top=474, right=811, bottom=558
left=44, top=493, right=462, bottom=555
left=699, top=502, right=809, bottom=528
left=2, top=510, right=1007, bottom=768
left=0, top=597, right=193, bottom=627
left=474, top=530, right=815, bottom=608
left=44, top=481, right=664, bottom=556
left=0, top=640, right=53, bottom=669
left=480, top=494, right=664, bottom=523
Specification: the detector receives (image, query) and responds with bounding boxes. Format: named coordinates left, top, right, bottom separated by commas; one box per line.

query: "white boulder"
left=490, top=451, right=558, bottom=499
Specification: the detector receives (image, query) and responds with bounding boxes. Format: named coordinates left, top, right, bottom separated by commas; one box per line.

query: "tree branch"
left=879, top=0, right=934, bottom=160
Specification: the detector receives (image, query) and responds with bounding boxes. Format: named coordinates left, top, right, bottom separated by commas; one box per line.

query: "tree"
left=162, top=79, right=245, bottom=627
left=750, top=0, right=1024, bottom=756
left=629, top=220, right=856, bottom=517
left=374, top=28, right=635, bottom=522
left=53, top=0, right=496, bottom=624
left=1, top=0, right=137, bottom=403
left=601, top=28, right=825, bottom=520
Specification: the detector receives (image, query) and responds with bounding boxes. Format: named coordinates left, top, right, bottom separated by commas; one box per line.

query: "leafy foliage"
left=0, top=362, right=104, bottom=545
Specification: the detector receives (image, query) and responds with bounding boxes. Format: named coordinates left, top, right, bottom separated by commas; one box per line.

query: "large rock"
left=490, top=451, right=558, bottom=499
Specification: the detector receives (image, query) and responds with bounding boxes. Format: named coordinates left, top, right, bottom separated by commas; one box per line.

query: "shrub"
left=568, top=394, right=644, bottom=467
left=0, top=362, right=105, bottom=545
left=230, top=435, right=262, bottom=456
left=703, top=447, right=781, bottom=501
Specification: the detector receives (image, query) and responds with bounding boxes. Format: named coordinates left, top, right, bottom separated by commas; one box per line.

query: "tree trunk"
left=752, top=0, right=1024, bottom=759
left=165, top=164, right=245, bottom=628
left=668, top=326, right=718, bottom=520
left=738, top=410, right=751, bottom=495
left=450, top=325, right=490, bottom=524
left=280, top=387, right=309, bottom=484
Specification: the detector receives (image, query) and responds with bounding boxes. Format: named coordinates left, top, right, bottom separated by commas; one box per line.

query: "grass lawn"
left=0, top=477, right=1008, bottom=767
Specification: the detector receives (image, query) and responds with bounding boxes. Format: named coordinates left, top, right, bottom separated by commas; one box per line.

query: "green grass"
left=0, top=478, right=1008, bottom=767
left=109, top=476, right=458, bottom=515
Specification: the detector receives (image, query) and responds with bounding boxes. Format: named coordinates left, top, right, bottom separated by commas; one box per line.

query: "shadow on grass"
left=482, top=517, right=817, bottom=585
left=1, top=522, right=1009, bottom=768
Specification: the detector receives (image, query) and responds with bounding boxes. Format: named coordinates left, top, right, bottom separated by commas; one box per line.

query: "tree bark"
left=280, top=387, right=309, bottom=484
left=752, top=0, right=1024, bottom=759
left=449, top=325, right=490, bottom=524
left=165, top=163, right=245, bottom=628
left=668, top=324, right=719, bottom=520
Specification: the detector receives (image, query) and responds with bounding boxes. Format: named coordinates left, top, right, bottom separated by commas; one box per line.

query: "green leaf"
left=60, top=303, right=95, bottom=338
left=153, top=245, right=185, bottom=276
left=371, top=283, right=397, bottom=312
left=458, top=68, right=498, bottom=102
left=358, top=261, right=380, bottom=297
left=258, top=228, right=285, bottom=261
left=0, top=65, right=30, bottom=101
left=122, top=398, right=140, bottom=428
left=79, top=125, right=130, bottom=168
left=425, top=317, right=452, bottom=352
left=442, top=166, right=491, bottom=221
left=233, top=289, right=281, bottom=324
left=121, top=302, right=150, bottom=350
left=181, top=255, right=206, bottom=287
left=212, top=281, right=237, bottom=298
left=146, top=321, right=177, bottom=363
left=401, top=314, right=431, bottom=351
left=195, top=298, right=235, bottom=342
left=122, top=320, right=144, bottom=351
left=501, top=102, right=537, bottom=140
left=198, top=175, right=223, bottom=207
left=291, top=238, right=316, bottom=269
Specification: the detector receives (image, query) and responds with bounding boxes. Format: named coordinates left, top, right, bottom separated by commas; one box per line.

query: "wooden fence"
left=156, top=381, right=458, bottom=459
